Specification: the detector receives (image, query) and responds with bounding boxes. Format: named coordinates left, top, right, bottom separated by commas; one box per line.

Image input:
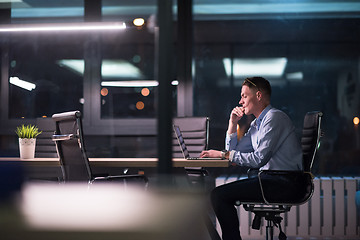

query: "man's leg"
left=211, top=177, right=263, bottom=240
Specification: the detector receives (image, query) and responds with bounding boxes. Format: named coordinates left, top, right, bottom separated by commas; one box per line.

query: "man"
left=200, top=77, right=302, bottom=240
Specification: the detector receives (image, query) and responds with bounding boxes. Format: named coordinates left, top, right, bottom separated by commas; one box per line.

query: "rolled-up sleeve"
left=225, top=132, right=237, bottom=150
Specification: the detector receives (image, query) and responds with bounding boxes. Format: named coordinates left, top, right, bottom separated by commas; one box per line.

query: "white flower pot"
left=19, top=138, right=36, bottom=159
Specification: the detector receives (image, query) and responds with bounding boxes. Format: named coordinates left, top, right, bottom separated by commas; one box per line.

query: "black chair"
left=52, top=110, right=148, bottom=186
left=24, top=117, right=62, bottom=182
left=35, top=117, right=58, bottom=158
left=172, top=117, right=222, bottom=240
left=236, top=111, right=323, bottom=240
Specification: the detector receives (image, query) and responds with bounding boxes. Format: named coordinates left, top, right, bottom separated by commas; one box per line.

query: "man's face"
left=239, top=85, right=258, bottom=115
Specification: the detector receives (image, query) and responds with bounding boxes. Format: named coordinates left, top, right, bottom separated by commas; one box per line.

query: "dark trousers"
left=211, top=175, right=299, bottom=240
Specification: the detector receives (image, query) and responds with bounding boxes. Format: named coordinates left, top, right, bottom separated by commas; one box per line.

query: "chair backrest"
left=52, top=111, right=92, bottom=182
left=35, top=117, right=58, bottom=158
left=301, top=111, right=323, bottom=172
left=172, top=117, right=209, bottom=158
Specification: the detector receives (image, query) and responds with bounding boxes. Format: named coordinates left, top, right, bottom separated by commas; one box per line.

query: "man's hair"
left=242, top=76, right=271, bottom=98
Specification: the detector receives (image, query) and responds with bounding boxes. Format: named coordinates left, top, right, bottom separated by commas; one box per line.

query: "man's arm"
left=227, top=106, right=244, bottom=134
left=199, top=106, right=247, bottom=159
left=230, top=112, right=290, bottom=168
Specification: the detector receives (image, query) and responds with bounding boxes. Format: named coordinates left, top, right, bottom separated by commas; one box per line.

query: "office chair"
left=173, top=117, right=210, bottom=159
left=173, top=117, right=210, bottom=181
left=236, top=111, right=323, bottom=240
left=26, top=117, right=62, bottom=182
left=52, top=110, right=148, bottom=186
left=35, top=117, right=58, bottom=158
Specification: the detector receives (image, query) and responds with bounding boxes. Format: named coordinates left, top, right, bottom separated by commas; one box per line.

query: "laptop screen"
left=173, top=125, right=190, bottom=159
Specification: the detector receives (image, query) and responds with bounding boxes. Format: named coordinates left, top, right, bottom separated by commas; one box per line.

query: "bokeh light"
left=353, top=117, right=359, bottom=125
left=133, top=18, right=145, bottom=27
left=136, top=101, right=145, bottom=110
left=141, top=88, right=150, bottom=96
left=132, top=55, right=141, bottom=63
left=101, top=88, right=108, bottom=96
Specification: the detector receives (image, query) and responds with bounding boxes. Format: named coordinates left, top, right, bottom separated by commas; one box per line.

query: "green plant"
left=15, top=124, right=42, bottom=139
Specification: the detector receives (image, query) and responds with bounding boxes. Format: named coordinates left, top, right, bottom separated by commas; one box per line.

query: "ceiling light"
left=286, top=72, right=303, bottom=81
left=101, top=80, right=179, bottom=88
left=102, top=80, right=159, bottom=88
left=223, top=57, right=287, bottom=78
left=101, top=60, right=142, bottom=79
left=57, top=59, right=142, bottom=79
left=133, top=18, right=145, bottom=27
left=194, top=2, right=360, bottom=17
left=0, top=22, right=126, bottom=33
left=9, top=76, right=36, bottom=91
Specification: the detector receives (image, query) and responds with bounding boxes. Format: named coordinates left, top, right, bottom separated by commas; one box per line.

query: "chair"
left=172, top=117, right=221, bottom=240
left=35, top=117, right=58, bottom=158
left=173, top=117, right=210, bottom=177
left=26, top=117, right=61, bottom=182
left=173, top=117, right=210, bottom=158
left=236, top=111, right=323, bottom=240
left=52, top=110, right=148, bottom=185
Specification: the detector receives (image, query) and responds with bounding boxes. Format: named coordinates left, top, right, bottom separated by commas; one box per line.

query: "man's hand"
left=227, top=106, right=245, bottom=135
left=200, top=150, right=222, bottom=158
left=230, top=106, right=245, bottom=123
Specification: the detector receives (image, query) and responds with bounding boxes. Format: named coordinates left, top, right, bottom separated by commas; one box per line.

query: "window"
left=193, top=8, right=360, bottom=175
left=1, top=0, right=359, bottom=173
left=100, top=44, right=157, bottom=119
left=8, top=33, right=84, bottom=119
left=0, top=0, right=175, bottom=158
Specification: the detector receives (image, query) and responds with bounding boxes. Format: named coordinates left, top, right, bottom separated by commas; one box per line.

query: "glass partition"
left=8, top=33, right=84, bottom=119
left=193, top=14, right=360, bottom=175
left=1, top=0, right=359, bottom=174
left=100, top=44, right=157, bottom=119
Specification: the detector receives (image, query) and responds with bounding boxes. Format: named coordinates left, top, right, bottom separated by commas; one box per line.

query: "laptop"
left=173, top=125, right=222, bottom=160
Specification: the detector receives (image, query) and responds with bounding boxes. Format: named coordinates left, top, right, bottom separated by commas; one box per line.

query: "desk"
left=0, top=157, right=224, bottom=239
left=0, top=157, right=229, bottom=168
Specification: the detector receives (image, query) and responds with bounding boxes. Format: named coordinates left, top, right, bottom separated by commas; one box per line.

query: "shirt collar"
left=255, top=105, right=272, bottom=129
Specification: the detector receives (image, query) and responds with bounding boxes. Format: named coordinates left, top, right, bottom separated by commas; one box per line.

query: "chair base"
left=243, top=204, right=289, bottom=240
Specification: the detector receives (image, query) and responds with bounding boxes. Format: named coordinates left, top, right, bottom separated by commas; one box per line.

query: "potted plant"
left=15, top=124, right=42, bottom=159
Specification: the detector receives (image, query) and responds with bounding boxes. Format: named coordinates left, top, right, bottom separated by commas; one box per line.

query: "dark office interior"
left=0, top=0, right=359, bottom=175
left=0, top=1, right=359, bottom=239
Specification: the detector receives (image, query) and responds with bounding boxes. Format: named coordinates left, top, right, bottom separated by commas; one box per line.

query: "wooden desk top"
left=0, top=157, right=229, bottom=168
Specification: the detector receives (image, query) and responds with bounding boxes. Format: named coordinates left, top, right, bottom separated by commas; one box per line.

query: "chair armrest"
left=52, top=134, right=77, bottom=141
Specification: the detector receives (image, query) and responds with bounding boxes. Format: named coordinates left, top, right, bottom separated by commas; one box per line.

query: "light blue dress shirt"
left=225, top=105, right=303, bottom=171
